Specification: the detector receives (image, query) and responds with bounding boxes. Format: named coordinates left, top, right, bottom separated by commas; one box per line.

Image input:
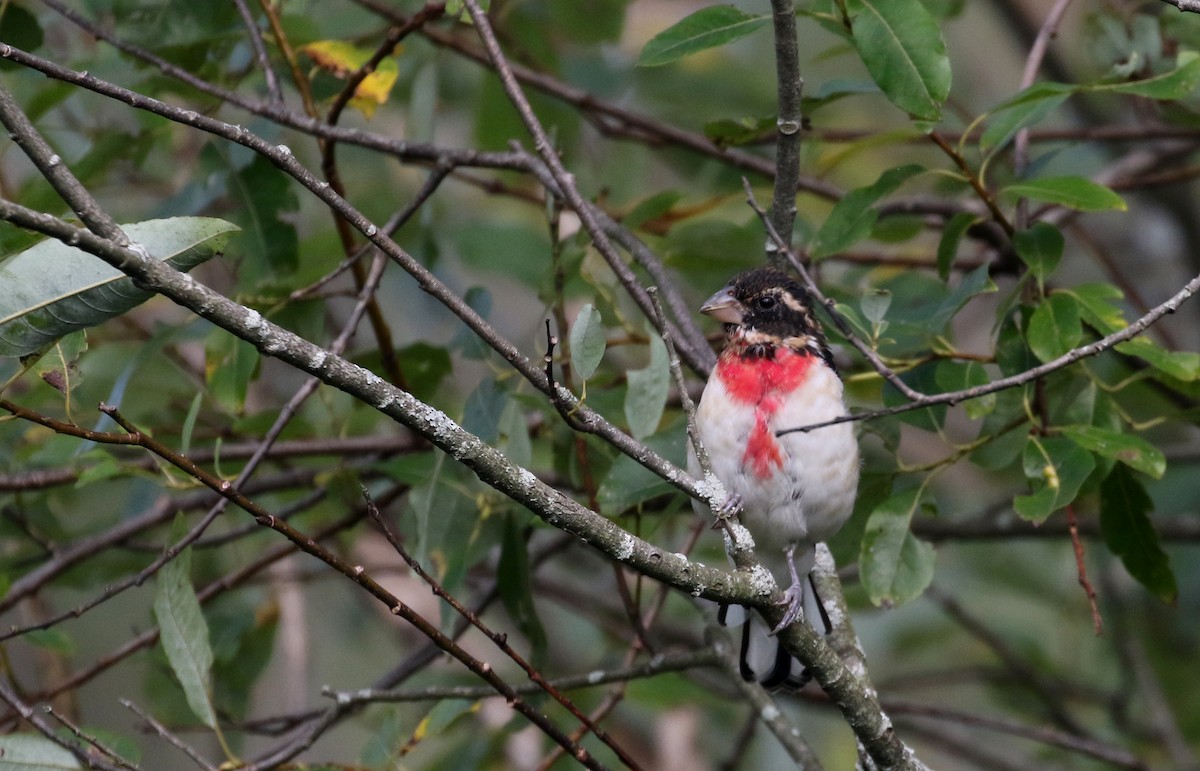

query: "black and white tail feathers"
left=718, top=571, right=831, bottom=691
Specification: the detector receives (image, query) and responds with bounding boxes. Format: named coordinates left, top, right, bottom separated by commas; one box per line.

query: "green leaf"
left=0, top=217, right=237, bottom=358
left=0, top=734, right=82, bottom=770
left=810, top=164, right=924, bottom=259
left=1100, top=465, right=1177, bottom=604
left=1014, top=436, right=1095, bottom=522
left=205, top=331, right=260, bottom=415
left=180, top=392, right=204, bottom=457
left=925, top=264, right=997, bottom=331
left=936, top=212, right=977, bottom=281
left=860, top=289, right=892, bottom=325
left=848, top=0, right=952, bottom=121
left=1013, top=221, right=1064, bottom=286
left=1027, top=293, right=1082, bottom=363
left=1114, top=338, right=1200, bottom=382
left=980, top=84, right=1072, bottom=153
left=1067, top=282, right=1126, bottom=334
left=934, top=359, right=994, bottom=419
left=624, top=334, right=670, bottom=440
left=227, top=153, right=298, bottom=278
left=154, top=539, right=218, bottom=729
left=1002, top=177, right=1127, bottom=212
left=498, top=400, right=532, bottom=469
left=597, top=428, right=685, bottom=516
left=1088, top=51, right=1200, bottom=99
left=396, top=342, right=453, bottom=400
left=703, top=115, right=776, bottom=148
left=498, top=514, right=547, bottom=663
left=860, top=487, right=936, bottom=607
left=637, top=6, right=769, bottom=67
left=1061, top=425, right=1166, bottom=479
left=569, top=303, right=606, bottom=380
left=463, top=376, right=506, bottom=445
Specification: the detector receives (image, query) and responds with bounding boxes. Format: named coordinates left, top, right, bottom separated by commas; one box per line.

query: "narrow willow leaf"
left=860, top=487, right=936, bottom=607
left=1100, top=465, right=1177, bottom=604
left=1002, top=177, right=1127, bottom=212
left=569, top=303, right=606, bottom=380
left=980, top=84, right=1072, bottom=153
left=1014, top=436, right=1095, bottom=522
left=1062, top=425, right=1166, bottom=479
left=637, top=6, right=769, bottom=67
left=1027, top=293, right=1082, bottom=363
left=624, top=335, right=670, bottom=440
left=0, top=734, right=82, bottom=770
left=848, top=0, right=951, bottom=121
left=0, top=217, right=238, bottom=358
left=498, top=514, right=547, bottom=663
left=1089, top=51, right=1200, bottom=100
left=154, top=542, right=218, bottom=729
left=810, top=164, right=924, bottom=258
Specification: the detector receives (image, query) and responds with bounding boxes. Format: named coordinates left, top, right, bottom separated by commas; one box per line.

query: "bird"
left=689, top=267, right=859, bottom=689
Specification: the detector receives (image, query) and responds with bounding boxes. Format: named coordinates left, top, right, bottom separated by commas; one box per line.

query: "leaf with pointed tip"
left=847, top=0, right=951, bottom=121
left=0, top=217, right=237, bottom=358
left=154, top=538, right=218, bottom=729
left=1062, top=425, right=1166, bottom=479
left=810, top=164, right=924, bottom=259
left=638, top=6, right=769, bottom=67
left=1100, top=465, right=1177, bottom=604
left=1002, top=177, right=1126, bottom=212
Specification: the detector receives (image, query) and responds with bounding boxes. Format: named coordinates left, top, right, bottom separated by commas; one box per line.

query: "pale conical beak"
left=699, top=287, right=744, bottom=324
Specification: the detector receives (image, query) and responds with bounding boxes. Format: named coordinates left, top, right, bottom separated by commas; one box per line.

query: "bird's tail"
left=718, top=572, right=830, bottom=691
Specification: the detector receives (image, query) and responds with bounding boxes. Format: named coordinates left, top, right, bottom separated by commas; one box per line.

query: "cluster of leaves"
left=1, top=0, right=1199, bottom=769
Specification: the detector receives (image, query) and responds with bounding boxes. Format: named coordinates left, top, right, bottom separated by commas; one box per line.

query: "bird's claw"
left=771, top=583, right=805, bottom=635
left=709, top=493, right=743, bottom=529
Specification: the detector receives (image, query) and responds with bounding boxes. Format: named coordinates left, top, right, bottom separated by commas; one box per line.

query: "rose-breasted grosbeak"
left=690, top=267, right=859, bottom=689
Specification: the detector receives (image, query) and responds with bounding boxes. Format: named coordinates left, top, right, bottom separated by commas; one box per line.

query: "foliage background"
left=1, top=0, right=1199, bottom=769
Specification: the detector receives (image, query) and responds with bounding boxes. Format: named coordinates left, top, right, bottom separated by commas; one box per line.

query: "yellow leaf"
left=300, top=40, right=366, bottom=77
left=300, top=40, right=401, bottom=119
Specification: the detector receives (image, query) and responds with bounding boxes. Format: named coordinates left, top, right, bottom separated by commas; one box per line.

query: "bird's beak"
left=699, top=287, right=744, bottom=324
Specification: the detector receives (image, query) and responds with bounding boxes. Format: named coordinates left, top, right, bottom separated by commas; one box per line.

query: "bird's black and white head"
left=700, top=268, right=832, bottom=364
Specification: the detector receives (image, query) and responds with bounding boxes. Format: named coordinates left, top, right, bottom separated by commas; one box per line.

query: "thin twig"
left=709, top=627, right=825, bottom=769
left=324, top=649, right=718, bottom=705
left=361, top=488, right=642, bottom=770
left=121, top=699, right=218, bottom=771
left=1066, top=504, right=1104, bottom=635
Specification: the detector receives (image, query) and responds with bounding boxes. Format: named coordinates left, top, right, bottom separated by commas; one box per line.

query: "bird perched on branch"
left=690, top=267, right=859, bottom=689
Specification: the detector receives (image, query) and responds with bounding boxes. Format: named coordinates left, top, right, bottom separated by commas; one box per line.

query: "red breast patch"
left=714, top=349, right=814, bottom=478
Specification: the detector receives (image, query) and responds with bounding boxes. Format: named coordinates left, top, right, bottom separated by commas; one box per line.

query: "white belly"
left=689, top=362, right=859, bottom=560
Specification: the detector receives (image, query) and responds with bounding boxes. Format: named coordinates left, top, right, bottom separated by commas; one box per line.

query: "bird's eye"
left=754, top=295, right=777, bottom=311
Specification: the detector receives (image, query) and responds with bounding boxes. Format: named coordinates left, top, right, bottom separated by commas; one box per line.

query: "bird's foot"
left=770, top=543, right=806, bottom=635
left=709, top=493, right=743, bottom=529
left=771, top=579, right=806, bottom=634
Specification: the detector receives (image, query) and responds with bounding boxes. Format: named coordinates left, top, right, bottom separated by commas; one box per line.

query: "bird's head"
left=700, top=268, right=828, bottom=360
